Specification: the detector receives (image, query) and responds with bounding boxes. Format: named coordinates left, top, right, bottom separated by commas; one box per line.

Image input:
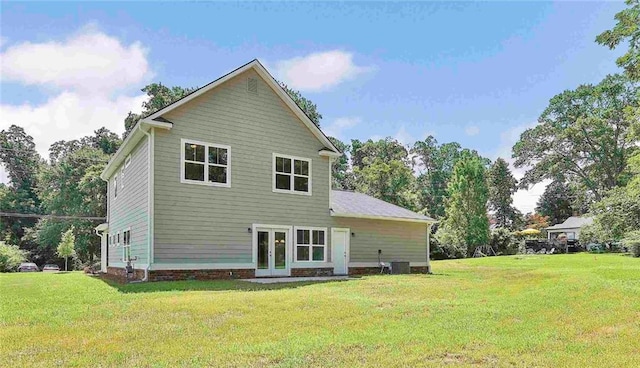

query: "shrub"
left=0, top=241, right=29, bottom=272
left=622, top=230, right=640, bottom=257
left=489, top=228, right=519, bottom=255
left=434, top=226, right=468, bottom=258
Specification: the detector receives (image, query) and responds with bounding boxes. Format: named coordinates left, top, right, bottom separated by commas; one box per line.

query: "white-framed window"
left=113, top=174, right=118, bottom=199
left=122, top=228, right=131, bottom=261
left=180, top=139, right=231, bottom=187
left=273, top=153, right=311, bottom=194
left=124, top=154, right=132, bottom=169
left=120, top=166, right=125, bottom=189
left=294, top=227, right=327, bottom=262
left=116, top=231, right=120, bottom=246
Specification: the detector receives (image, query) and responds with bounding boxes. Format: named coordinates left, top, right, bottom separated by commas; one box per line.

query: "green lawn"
left=1, top=254, right=639, bottom=367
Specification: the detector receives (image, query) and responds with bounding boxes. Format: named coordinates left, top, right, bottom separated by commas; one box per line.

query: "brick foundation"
left=103, top=265, right=429, bottom=282
left=104, top=266, right=145, bottom=283
left=148, top=268, right=255, bottom=282
left=290, top=268, right=334, bottom=277
left=348, top=266, right=430, bottom=276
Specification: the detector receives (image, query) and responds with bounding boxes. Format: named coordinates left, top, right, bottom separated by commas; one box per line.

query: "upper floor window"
left=113, top=174, right=118, bottom=199
left=120, top=167, right=125, bottom=189
left=181, top=139, right=230, bottom=187
left=124, top=154, right=132, bottom=169
left=273, top=154, right=311, bottom=194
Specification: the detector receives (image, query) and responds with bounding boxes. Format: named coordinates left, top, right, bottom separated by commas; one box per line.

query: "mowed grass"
left=1, top=254, right=639, bottom=367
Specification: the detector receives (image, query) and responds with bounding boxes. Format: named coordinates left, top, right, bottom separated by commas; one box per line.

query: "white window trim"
left=113, top=174, right=118, bottom=199
left=116, top=231, right=121, bottom=247
left=272, top=153, right=312, bottom=196
left=124, top=154, right=132, bottom=169
left=180, top=138, right=231, bottom=188
left=120, top=166, right=125, bottom=189
left=293, top=226, right=327, bottom=262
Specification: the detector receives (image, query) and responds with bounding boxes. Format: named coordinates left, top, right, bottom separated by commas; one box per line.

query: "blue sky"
left=0, top=1, right=626, bottom=211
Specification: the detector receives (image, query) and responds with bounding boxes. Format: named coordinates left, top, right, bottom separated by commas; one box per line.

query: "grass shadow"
left=97, top=276, right=349, bottom=294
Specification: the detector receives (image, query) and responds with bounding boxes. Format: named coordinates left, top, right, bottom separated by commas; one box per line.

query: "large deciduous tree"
left=436, top=153, right=490, bottom=257
left=350, top=138, right=417, bottom=210
left=487, top=158, right=519, bottom=229
left=513, top=74, right=639, bottom=201
left=124, top=83, right=197, bottom=138
left=596, top=0, right=640, bottom=80
left=411, top=137, right=462, bottom=219
left=0, top=125, right=42, bottom=245
left=327, top=137, right=354, bottom=190
left=35, top=129, right=119, bottom=264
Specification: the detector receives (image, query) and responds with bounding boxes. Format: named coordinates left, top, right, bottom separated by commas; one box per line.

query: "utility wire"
left=0, top=212, right=106, bottom=221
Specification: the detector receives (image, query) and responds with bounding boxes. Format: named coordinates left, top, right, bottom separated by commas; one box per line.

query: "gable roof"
left=101, top=59, right=341, bottom=180
left=546, top=216, right=594, bottom=231
left=142, top=59, right=341, bottom=154
left=331, top=190, right=436, bottom=224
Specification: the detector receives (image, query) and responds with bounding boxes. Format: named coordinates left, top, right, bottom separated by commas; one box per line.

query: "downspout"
left=138, top=123, right=153, bottom=282
left=426, top=223, right=432, bottom=274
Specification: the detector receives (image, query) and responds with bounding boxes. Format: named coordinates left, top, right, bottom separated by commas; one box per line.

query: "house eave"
left=100, top=120, right=172, bottom=180
left=331, top=213, right=437, bottom=224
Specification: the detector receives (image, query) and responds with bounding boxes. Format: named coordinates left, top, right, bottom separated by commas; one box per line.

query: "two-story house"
left=97, top=60, right=436, bottom=281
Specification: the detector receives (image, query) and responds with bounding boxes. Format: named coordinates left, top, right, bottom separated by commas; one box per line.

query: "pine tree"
left=487, top=158, right=519, bottom=229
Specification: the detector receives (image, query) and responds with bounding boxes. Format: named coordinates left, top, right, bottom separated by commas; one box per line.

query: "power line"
left=0, top=212, right=106, bottom=221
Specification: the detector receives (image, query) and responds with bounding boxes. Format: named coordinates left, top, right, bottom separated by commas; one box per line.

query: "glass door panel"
left=274, top=231, right=287, bottom=270
left=257, top=231, right=269, bottom=270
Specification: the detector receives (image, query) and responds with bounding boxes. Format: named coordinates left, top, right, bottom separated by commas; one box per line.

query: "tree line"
left=1, top=1, right=639, bottom=268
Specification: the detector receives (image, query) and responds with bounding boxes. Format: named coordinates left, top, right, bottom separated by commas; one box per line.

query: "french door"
left=256, top=227, right=290, bottom=277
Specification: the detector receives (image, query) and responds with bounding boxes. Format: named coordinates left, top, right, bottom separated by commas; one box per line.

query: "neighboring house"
left=545, top=216, right=594, bottom=241
left=96, top=59, right=436, bottom=281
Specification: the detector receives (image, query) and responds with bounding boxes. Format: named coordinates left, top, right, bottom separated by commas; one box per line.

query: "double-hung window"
left=273, top=154, right=311, bottom=194
left=122, top=229, right=131, bottom=261
left=295, top=227, right=326, bottom=262
left=181, top=139, right=230, bottom=187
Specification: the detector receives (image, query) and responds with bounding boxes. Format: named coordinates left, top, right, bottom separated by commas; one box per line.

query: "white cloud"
left=465, top=125, right=480, bottom=136
left=0, top=26, right=151, bottom=168
left=1, top=26, right=150, bottom=95
left=274, top=50, right=372, bottom=92
left=323, top=117, right=361, bottom=140
left=1, top=92, right=147, bottom=159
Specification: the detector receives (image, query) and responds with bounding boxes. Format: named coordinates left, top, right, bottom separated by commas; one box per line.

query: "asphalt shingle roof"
left=331, top=190, right=435, bottom=222
left=546, top=216, right=594, bottom=230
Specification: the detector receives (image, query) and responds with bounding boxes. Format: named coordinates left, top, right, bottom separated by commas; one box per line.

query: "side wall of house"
left=152, top=69, right=333, bottom=267
left=106, top=136, right=150, bottom=268
left=332, top=217, right=428, bottom=265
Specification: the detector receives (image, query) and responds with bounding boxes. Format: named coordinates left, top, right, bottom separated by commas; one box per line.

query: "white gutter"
left=138, top=123, right=153, bottom=282
left=331, top=213, right=436, bottom=224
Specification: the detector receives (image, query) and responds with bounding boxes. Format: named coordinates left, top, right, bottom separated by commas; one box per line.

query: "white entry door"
left=256, top=227, right=290, bottom=277
left=331, top=228, right=350, bottom=275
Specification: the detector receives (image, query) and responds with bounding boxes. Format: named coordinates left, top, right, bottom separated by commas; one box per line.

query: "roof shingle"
left=331, top=190, right=435, bottom=223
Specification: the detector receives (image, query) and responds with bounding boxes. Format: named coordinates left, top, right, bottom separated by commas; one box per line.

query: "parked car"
left=17, top=263, right=39, bottom=272
left=42, top=264, right=61, bottom=272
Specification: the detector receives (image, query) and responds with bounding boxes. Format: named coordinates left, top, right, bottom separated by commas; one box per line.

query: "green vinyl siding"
left=153, top=69, right=333, bottom=264
left=107, top=136, right=149, bottom=266
left=332, top=218, right=428, bottom=263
